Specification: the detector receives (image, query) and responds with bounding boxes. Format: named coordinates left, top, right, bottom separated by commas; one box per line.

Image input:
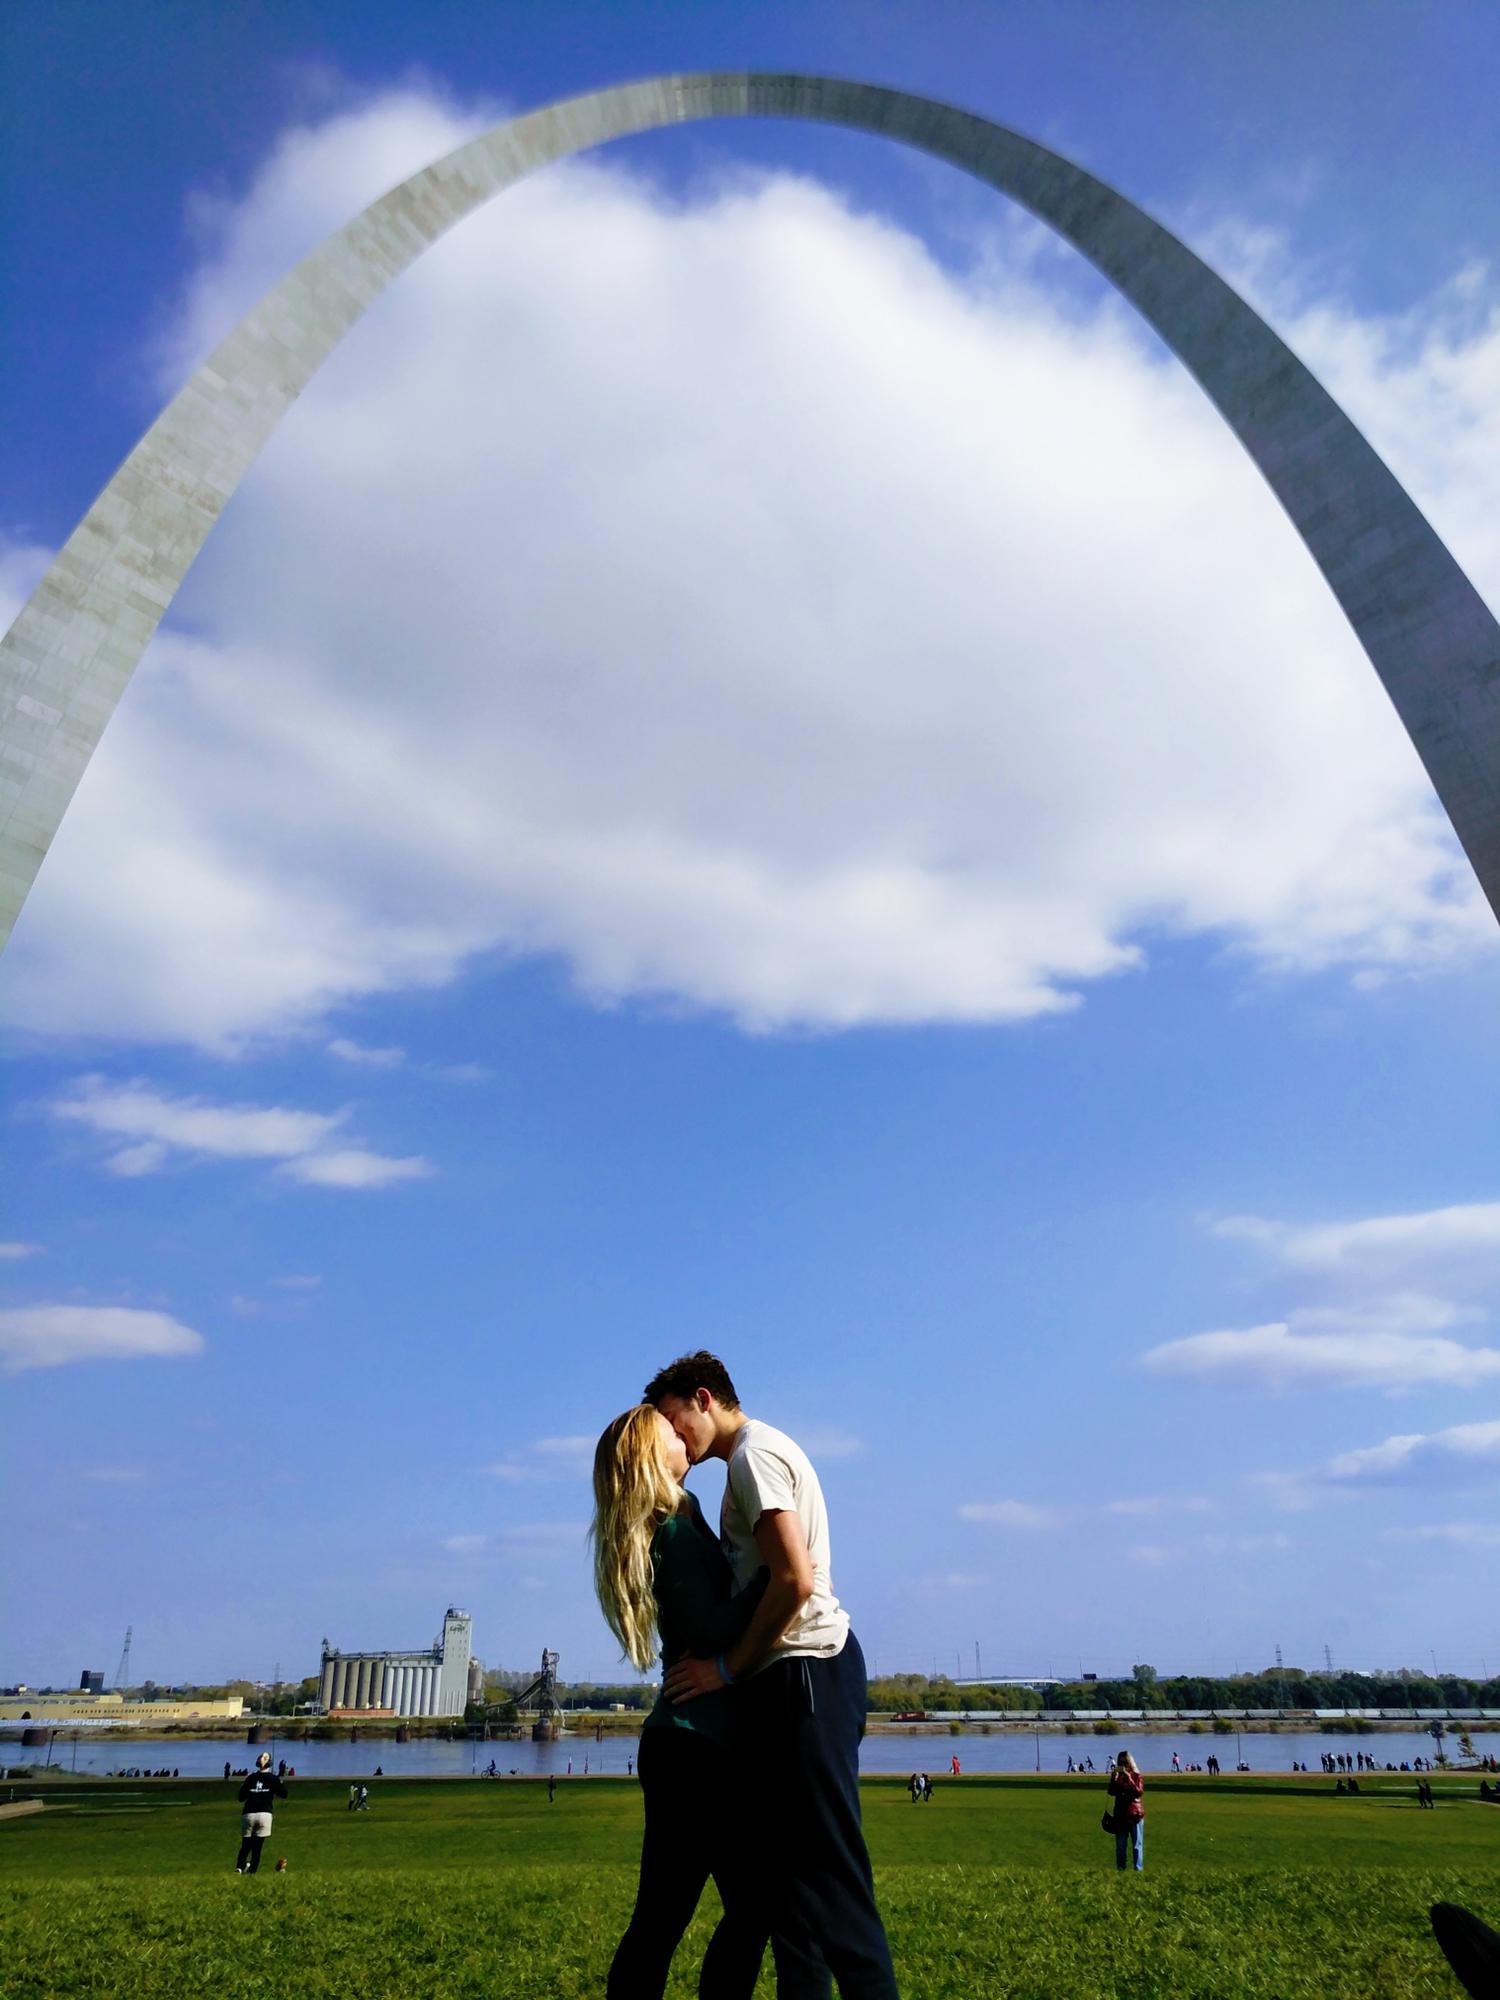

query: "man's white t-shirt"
left=720, top=1418, right=850, bottom=1665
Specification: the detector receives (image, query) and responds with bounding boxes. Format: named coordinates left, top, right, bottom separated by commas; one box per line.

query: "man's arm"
left=663, top=1508, right=813, bottom=1703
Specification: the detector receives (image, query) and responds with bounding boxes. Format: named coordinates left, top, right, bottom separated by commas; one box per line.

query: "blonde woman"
left=592, top=1404, right=772, bottom=1999
left=1106, top=1750, right=1145, bottom=1872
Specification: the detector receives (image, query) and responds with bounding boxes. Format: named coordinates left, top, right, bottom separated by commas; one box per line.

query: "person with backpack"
left=1106, top=1752, right=1145, bottom=1872
left=235, top=1752, right=287, bottom=1874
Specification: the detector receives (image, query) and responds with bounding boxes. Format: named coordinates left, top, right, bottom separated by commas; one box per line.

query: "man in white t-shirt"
left=648, top=1350, right=899, bottom=2000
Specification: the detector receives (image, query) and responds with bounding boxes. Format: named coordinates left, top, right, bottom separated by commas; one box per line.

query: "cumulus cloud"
left=1143, top=1304, right=1500, bottom=1391
left=958, top=1500, right=1057, bottom=1531
left=0, top=1242, right=43, bottom=1260
left=1160, top=1200, right=1500, bottom=1395
left=4, top=87, right=1498, bottom=1048
left=48, top=1075, right=430, bottom=1188
left=0, top=1303, right=205, bottom=1372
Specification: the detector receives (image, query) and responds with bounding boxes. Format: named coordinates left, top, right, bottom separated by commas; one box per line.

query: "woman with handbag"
left=1106, top=1751, right=1145, bottom=1872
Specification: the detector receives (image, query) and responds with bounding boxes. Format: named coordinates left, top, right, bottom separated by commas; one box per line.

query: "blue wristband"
left=716, top=1654, right=736, bottom=1686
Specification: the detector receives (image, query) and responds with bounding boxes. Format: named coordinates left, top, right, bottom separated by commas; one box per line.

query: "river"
left=12, top=1725, right=1473, bottom=1781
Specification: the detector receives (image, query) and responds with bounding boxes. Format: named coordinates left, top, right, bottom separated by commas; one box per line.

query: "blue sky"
left=3, top=1, right=1499, bottom=1691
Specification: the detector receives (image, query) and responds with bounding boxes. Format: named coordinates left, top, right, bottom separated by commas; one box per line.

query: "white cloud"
left=1383, top=1521, right=1500, bottom=1550
left=328, top=1037, right=406, bottom=1068
left=48, top=1075, right=429, bottom=1189
left=272, top=1273, right=323, bottom=1290
left=495, top=1521, right=588, bottom=1552
left=0, top=1304, right=205, bottom=1372
left=426, top=1061, right=495, bottom=1084
left=957, top=1500, right=1057, bottom=1531
left=1323, top=1419, right=1500, bottom=1486
left=1130, top=1530, right=1288, bottom=1565
left=1214, top=1202, right=1500, bottom=1283
left=786, top=1426, right=864, bottom=1462
left=1128, top=1544, right=1171, bottom=1568
left=4, top=89, right=1498, bottom=1048
left=54, top=1075, right=345, bottom=1159
left=1260, top=1417, right=1500, bottom=1507
left=0, top=1242, right=43, bottom=1260
left=280, top=1148, right=432, bottom=1188
left=487, top=1436, right=594, bottom=1483
left=1143, top=1307, right=1500, bottom=1391
left=441, top=1533, right=489, bottom=1554
left=1102, top=1495, right=1215, bottom=1518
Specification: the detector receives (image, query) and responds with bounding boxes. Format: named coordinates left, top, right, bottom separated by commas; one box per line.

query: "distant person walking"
left=235, top=1752, right=287, bottom=1875
left=1107, top=1752, right=1145, bottom=1873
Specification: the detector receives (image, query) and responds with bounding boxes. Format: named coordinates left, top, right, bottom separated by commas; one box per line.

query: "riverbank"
left=5, top=1709, right=1493, bottom=1746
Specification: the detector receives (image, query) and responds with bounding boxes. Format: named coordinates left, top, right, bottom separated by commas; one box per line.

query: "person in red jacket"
left=1107, top=1752, right=1145, bottom=1872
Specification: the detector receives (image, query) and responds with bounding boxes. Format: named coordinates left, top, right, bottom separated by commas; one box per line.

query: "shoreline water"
left=6, top=1723, right=1490, bottom=1783
left=4, top=1713, right=1492, bottom=1745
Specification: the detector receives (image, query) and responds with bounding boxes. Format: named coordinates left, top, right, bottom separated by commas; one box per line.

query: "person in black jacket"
left=235, top=1752, right=287, bottom=1873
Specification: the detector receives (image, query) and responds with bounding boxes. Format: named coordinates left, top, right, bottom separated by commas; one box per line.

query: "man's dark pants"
left=742, top=1631, right=900, bottom=1999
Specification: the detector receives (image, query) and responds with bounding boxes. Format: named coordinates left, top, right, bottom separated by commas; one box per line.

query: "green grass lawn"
left=3, top=1773, right=1495, bottom=1997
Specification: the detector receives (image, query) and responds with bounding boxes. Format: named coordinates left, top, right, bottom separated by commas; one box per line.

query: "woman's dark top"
left=237, top=1769, right=288, bottom=1811
left=646, top=1491, right=767, bottom=1748
left=1108, top=1768, right=1145, bottom=1822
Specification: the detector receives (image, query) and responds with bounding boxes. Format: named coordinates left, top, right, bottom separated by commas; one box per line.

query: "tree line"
left=865, top=1665, right=1500, bottom=1712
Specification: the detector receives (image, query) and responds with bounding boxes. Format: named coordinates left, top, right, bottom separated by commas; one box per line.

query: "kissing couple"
left=591, top=1350, right=899, bottom=1999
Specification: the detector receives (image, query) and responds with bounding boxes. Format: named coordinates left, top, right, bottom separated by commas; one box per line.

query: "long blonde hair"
left=590, top=1406, right=683, bottom=1671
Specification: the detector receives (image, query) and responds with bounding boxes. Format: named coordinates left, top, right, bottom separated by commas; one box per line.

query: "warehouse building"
left=318, top=1607, right=472, bottom=1717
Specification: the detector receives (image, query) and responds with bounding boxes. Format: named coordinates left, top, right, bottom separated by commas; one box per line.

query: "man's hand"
left=663, top=1655, right=726, bottom=1704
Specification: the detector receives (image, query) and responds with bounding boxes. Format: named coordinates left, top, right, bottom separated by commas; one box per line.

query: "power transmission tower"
left=1275, top=1642, right=1286, bottom=1711
left=113, top=1625, right=132, bottom=1691
left=1324, top=1644, right=1334, bottom=1675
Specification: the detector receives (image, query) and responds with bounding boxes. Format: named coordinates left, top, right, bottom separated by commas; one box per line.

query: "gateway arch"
left=3, top=72, right=1500, bottom=950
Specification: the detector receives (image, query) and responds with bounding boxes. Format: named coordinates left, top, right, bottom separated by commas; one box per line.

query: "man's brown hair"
left=643, top=1350, right=741, bottom=1411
